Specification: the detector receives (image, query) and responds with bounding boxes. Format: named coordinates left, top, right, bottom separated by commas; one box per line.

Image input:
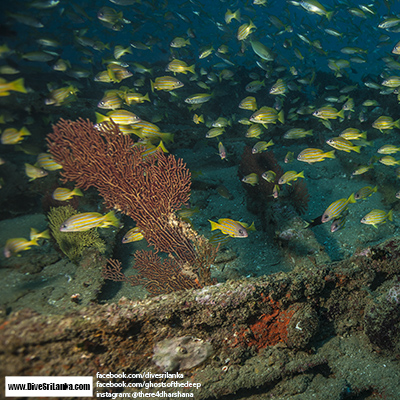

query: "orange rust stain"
left=230, top=299, right=296, bottom=350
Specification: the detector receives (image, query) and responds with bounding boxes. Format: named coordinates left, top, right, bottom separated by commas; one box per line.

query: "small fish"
left=193, top=114, right=204, bottom=124
left=379, top=156, right=400, bottom=166
left=25, top=163, right=48, bottom=181
left=352, top=165, right=373, bottom=176
left=122, top=227, right=144, bottom=243
left=313, top=106, right=344, bottom=120
left=272, top=184, right=280, bottom=198
left=166, top=59, right=195, bottom=75
left=1, top=127, right=31, bottom=145
left=330, top=215, right=347, bottom=233
left=252, top=140, right=274, bottom=154
left=355, top=186, right=378, bottom=201
left=297, top=148, right=335, bottom=164
left=270, top=79, right=287, bottom=95
left=60, top=210, right=119, bottom=232
left=37, top=153, right=63, bottom=171
left=170, top=37, right=191, bottom=48
left=206, top=127, right=224, bottom=138
left=218, top=141, right=227, bottom=160
left=209, top=218, right=254, bottom=238
left=322, top=193, right=356, bottom=223
left=185, top=93, right=213, bottom=104
left=29, top=228, right=50, bottom=241
left=326, top=137, right=361, bottom=153
left=377, top=144, right=400, bottom=154
left=249, top=40, right=274, bottom=61
left=225, top=9, right=241, bottom=24
left=96, top=110, right=141, bottom=125
left=198, top=45, right=214, bottom=59
left=150, top=76, right=184, bottom=92
left=284, top=151, right=295, bottom=164
left=278, top=171, right=304, bottom=185
left=262, top=170, right=276, bottom=183
left=284, top=128, right=313, bottom=139
left=52, top=187, right=83, bottom=201
left=237, top=20, right=256, bottom=41
left=245, top=80, right=265, bottom=93
left=98, top=90, right=123, bottom=110
left=245, top=124, right=264, bottom=138
left=242, top=173, right=259, bottom=186
left=300, top=0, right=333, bottom=20
left=4, top=237, right=39, bottom=258
left=0, top=78, right=27, bottom=96
left=361, top=209, right=393, bottom=228
left=339, top=128, right=367, bottom=140
left=372, top=116, right=400, bottom=132
left=239, top=96, right=257, bottom=111
left=250, top=107, right=284, bottom=125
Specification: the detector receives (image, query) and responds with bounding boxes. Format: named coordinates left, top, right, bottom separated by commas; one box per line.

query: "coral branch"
left=48, top=118, right=217, bottom=293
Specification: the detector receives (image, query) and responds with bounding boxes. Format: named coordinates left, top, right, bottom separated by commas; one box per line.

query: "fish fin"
left=11, top=78, right=27, bottom=94
left=150, top=80, right=155, bottom=93
left=347, top=193, right=356, bottom=204
left=353, top=145, right=361, bottom=153
left=325, top=150, right=336, bottom=159
left=387, top=209, right=393, bottom=222
left=104, top=210, right=120, bottom=228
left=337, top=109, right=345, bottom=119
left=73, top=188, right=83, bottom=196
left=298, top=171, right=305, bottom=178
left=209, top=220, right=219, bottom=231
left=187, top=64, right=196, bottom=74
left=278, top=110, right=285, bottom=124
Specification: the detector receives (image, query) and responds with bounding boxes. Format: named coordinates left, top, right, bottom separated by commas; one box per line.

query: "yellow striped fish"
left=372, top=116, right=400, bottom=132
left=209, top=218, right=255, bottom=238
left=150, top=76, right=184, bottom=92
left=322, top=193, right=356, bottom=223
left=237, top=20, right=256, bottom=41
left=361, top=209, right=393, bottom=228
left=52, top=187, right=83, bottom=201
left=313, top=106, right=344, bottom=120
left=250, top=106, right=284, bottom=125
left=355, top=186, right=378, bottom=200
left=37, top=153, right=63, bottom=171
left=185, top=93, right=213, bottom=104
left=97, top=90, right=123, bottom=110
left=0, top=77, right=27, bottom=97
left=4, top=237, right=39, bottom=258
left=297, top=148, right=336, bottom=163
left=1, top=127, right=31, bottom=145
left=122, top=227, right=144, bottom=243
left=326, top=137, right=361, bottom=153
left=252, top=140, right=274, bottom=154
left=278, top=171, right=304, bottom=185
left=25, top=163, right=48, bottom=181
left=239, top=96, right=257, bottom=111
left=60, top=210, right=119, bottom=232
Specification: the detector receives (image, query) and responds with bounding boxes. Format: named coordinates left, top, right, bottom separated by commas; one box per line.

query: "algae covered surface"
left=1, top=237, right=400, bottom=399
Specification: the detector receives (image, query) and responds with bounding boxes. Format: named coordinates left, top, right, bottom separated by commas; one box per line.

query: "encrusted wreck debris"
left=1, top=237, right=400, bottom=399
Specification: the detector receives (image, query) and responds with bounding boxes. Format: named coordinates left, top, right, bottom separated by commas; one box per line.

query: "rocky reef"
left=1, top=237, right=400, bottom=399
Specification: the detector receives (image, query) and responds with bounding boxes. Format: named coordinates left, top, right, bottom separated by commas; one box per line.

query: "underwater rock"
left=152, top=336, right=213, bottom=372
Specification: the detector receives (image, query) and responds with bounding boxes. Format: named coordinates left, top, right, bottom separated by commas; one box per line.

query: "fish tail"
left=395, top=119, right=400, bottom=129
left=326, top=11, right=334, bottom=21
left=19, top=127, right=31, bottom=137
left=298, top=171, right=305, bottom=178
left=187, top=64, right=196, bottom=74
left=387, top=209, right=393, bottom=222
left=209, top=220, right=219, bottom=231
left=143, top=92, right=150, bottom=102
left=278, top=110, right=285, bottom=124
left=157, top=140, right=168, bottom=153
left=353, top=145, right=361, bottom=153
left=337, top=109, right=345, bottom=119
left=347, top=193, right=356, bottom=204
left=11, top=78, right=27, bottom=94
left=73, top=187, right=84, bottom=197
left=104, top=210, right=120, bottom=228
left=150, top=80, right=155, bottom=93
left=325, top=150, right=336, bottom=159
left=95, top=112, right=108, bottom=124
